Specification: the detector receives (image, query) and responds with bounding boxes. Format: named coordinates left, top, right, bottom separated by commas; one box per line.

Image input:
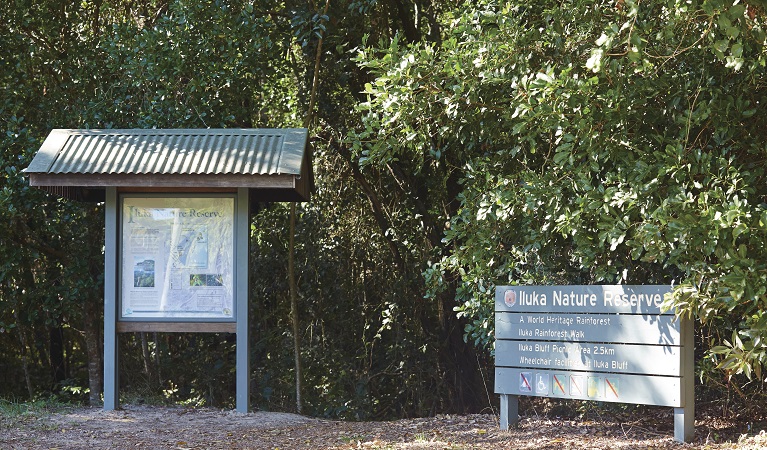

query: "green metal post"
left=235, top=188, right=250, bottom=412
left=104, top=187, right=119, bottom=410
left=674, top=316, right=695, bottom=443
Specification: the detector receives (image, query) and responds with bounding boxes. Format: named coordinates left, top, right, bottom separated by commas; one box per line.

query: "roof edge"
left=45, top=128, right=307, bottom=137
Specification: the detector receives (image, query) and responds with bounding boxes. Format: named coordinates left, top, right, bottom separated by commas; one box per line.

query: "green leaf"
left=714, top=39, right=730, bottom=54
left=731, top=42, right=743, bottom=58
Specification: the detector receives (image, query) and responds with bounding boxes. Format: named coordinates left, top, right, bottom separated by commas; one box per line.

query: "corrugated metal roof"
left=25, top=128, right=308, bottom=176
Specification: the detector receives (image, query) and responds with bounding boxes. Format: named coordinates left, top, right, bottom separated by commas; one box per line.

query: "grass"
left=413, top=431, right=430, bottom=442
left=0, top=397, right=72, bottom=428
left=340, top=433, right=369, bottom=443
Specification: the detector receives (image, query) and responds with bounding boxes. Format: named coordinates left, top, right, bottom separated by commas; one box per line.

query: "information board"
left=495, top=285, right=680, bottom=404
left=494, top=285, right=694, bottom=442
left=120, top=196, right=235, bottom=320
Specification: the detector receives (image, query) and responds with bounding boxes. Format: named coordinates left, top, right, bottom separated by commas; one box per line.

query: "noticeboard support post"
left=104, top=187, right=119, bottom=410
left=235, top=188, right=250, bottom=413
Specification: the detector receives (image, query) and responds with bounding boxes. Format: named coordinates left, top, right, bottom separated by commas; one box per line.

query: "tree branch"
left=334, top=144, right=407, bottom=273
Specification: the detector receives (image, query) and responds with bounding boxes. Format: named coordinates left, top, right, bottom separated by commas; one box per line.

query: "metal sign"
left=495, top=285, right=694, bottom=443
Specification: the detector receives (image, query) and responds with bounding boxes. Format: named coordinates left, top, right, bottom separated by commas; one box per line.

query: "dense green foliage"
left=407, top=0, right=767, bottom=383
left=1, top=0, right=766, bottom=418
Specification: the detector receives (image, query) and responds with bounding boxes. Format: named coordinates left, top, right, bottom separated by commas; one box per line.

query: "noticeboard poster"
left=120, top=196, right=235, bottom=320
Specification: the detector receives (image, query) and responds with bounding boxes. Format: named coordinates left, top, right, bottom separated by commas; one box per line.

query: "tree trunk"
left=289, top=202, right=303, bottom=414
left=14, top=316, right=35, bottom=399
left=140, top=332, right=153, bottom=379
left=82, top=295, right=103, bottom=406
left=154, top=332, right=162, bottom=385
left=430, top=166, right=486, bottom=413
left=437, top=284, right=485, bottom=413
left=49, top=324, right=66, bottom=387
left=289, top=0, right=329, bottom=415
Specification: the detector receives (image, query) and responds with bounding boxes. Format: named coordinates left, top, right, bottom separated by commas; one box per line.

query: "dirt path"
left=2, top=404, right=766, bottom=449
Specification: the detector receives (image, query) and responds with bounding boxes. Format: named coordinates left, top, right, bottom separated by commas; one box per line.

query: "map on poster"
left=121, top=196, right=235, bottom=320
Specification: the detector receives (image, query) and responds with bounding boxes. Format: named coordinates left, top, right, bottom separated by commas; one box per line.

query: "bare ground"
left=2, top=404, right=767, bottom=449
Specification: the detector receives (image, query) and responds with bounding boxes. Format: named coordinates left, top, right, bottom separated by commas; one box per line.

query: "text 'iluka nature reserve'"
left=504, top=289, right=665, bottom=309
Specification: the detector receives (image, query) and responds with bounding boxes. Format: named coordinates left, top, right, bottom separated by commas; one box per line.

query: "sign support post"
left=674, top=315, right=695, bottom=442
left=499, top=393, right=518, bottom=429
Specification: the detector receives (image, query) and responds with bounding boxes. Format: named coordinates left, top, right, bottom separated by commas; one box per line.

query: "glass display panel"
left=120, top=196, right=235, bottom=320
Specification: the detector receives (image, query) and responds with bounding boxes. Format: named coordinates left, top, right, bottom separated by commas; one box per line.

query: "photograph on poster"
left=133, top=257, right=155, bottom=288
left=120, top=196, right=235, bottom=320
